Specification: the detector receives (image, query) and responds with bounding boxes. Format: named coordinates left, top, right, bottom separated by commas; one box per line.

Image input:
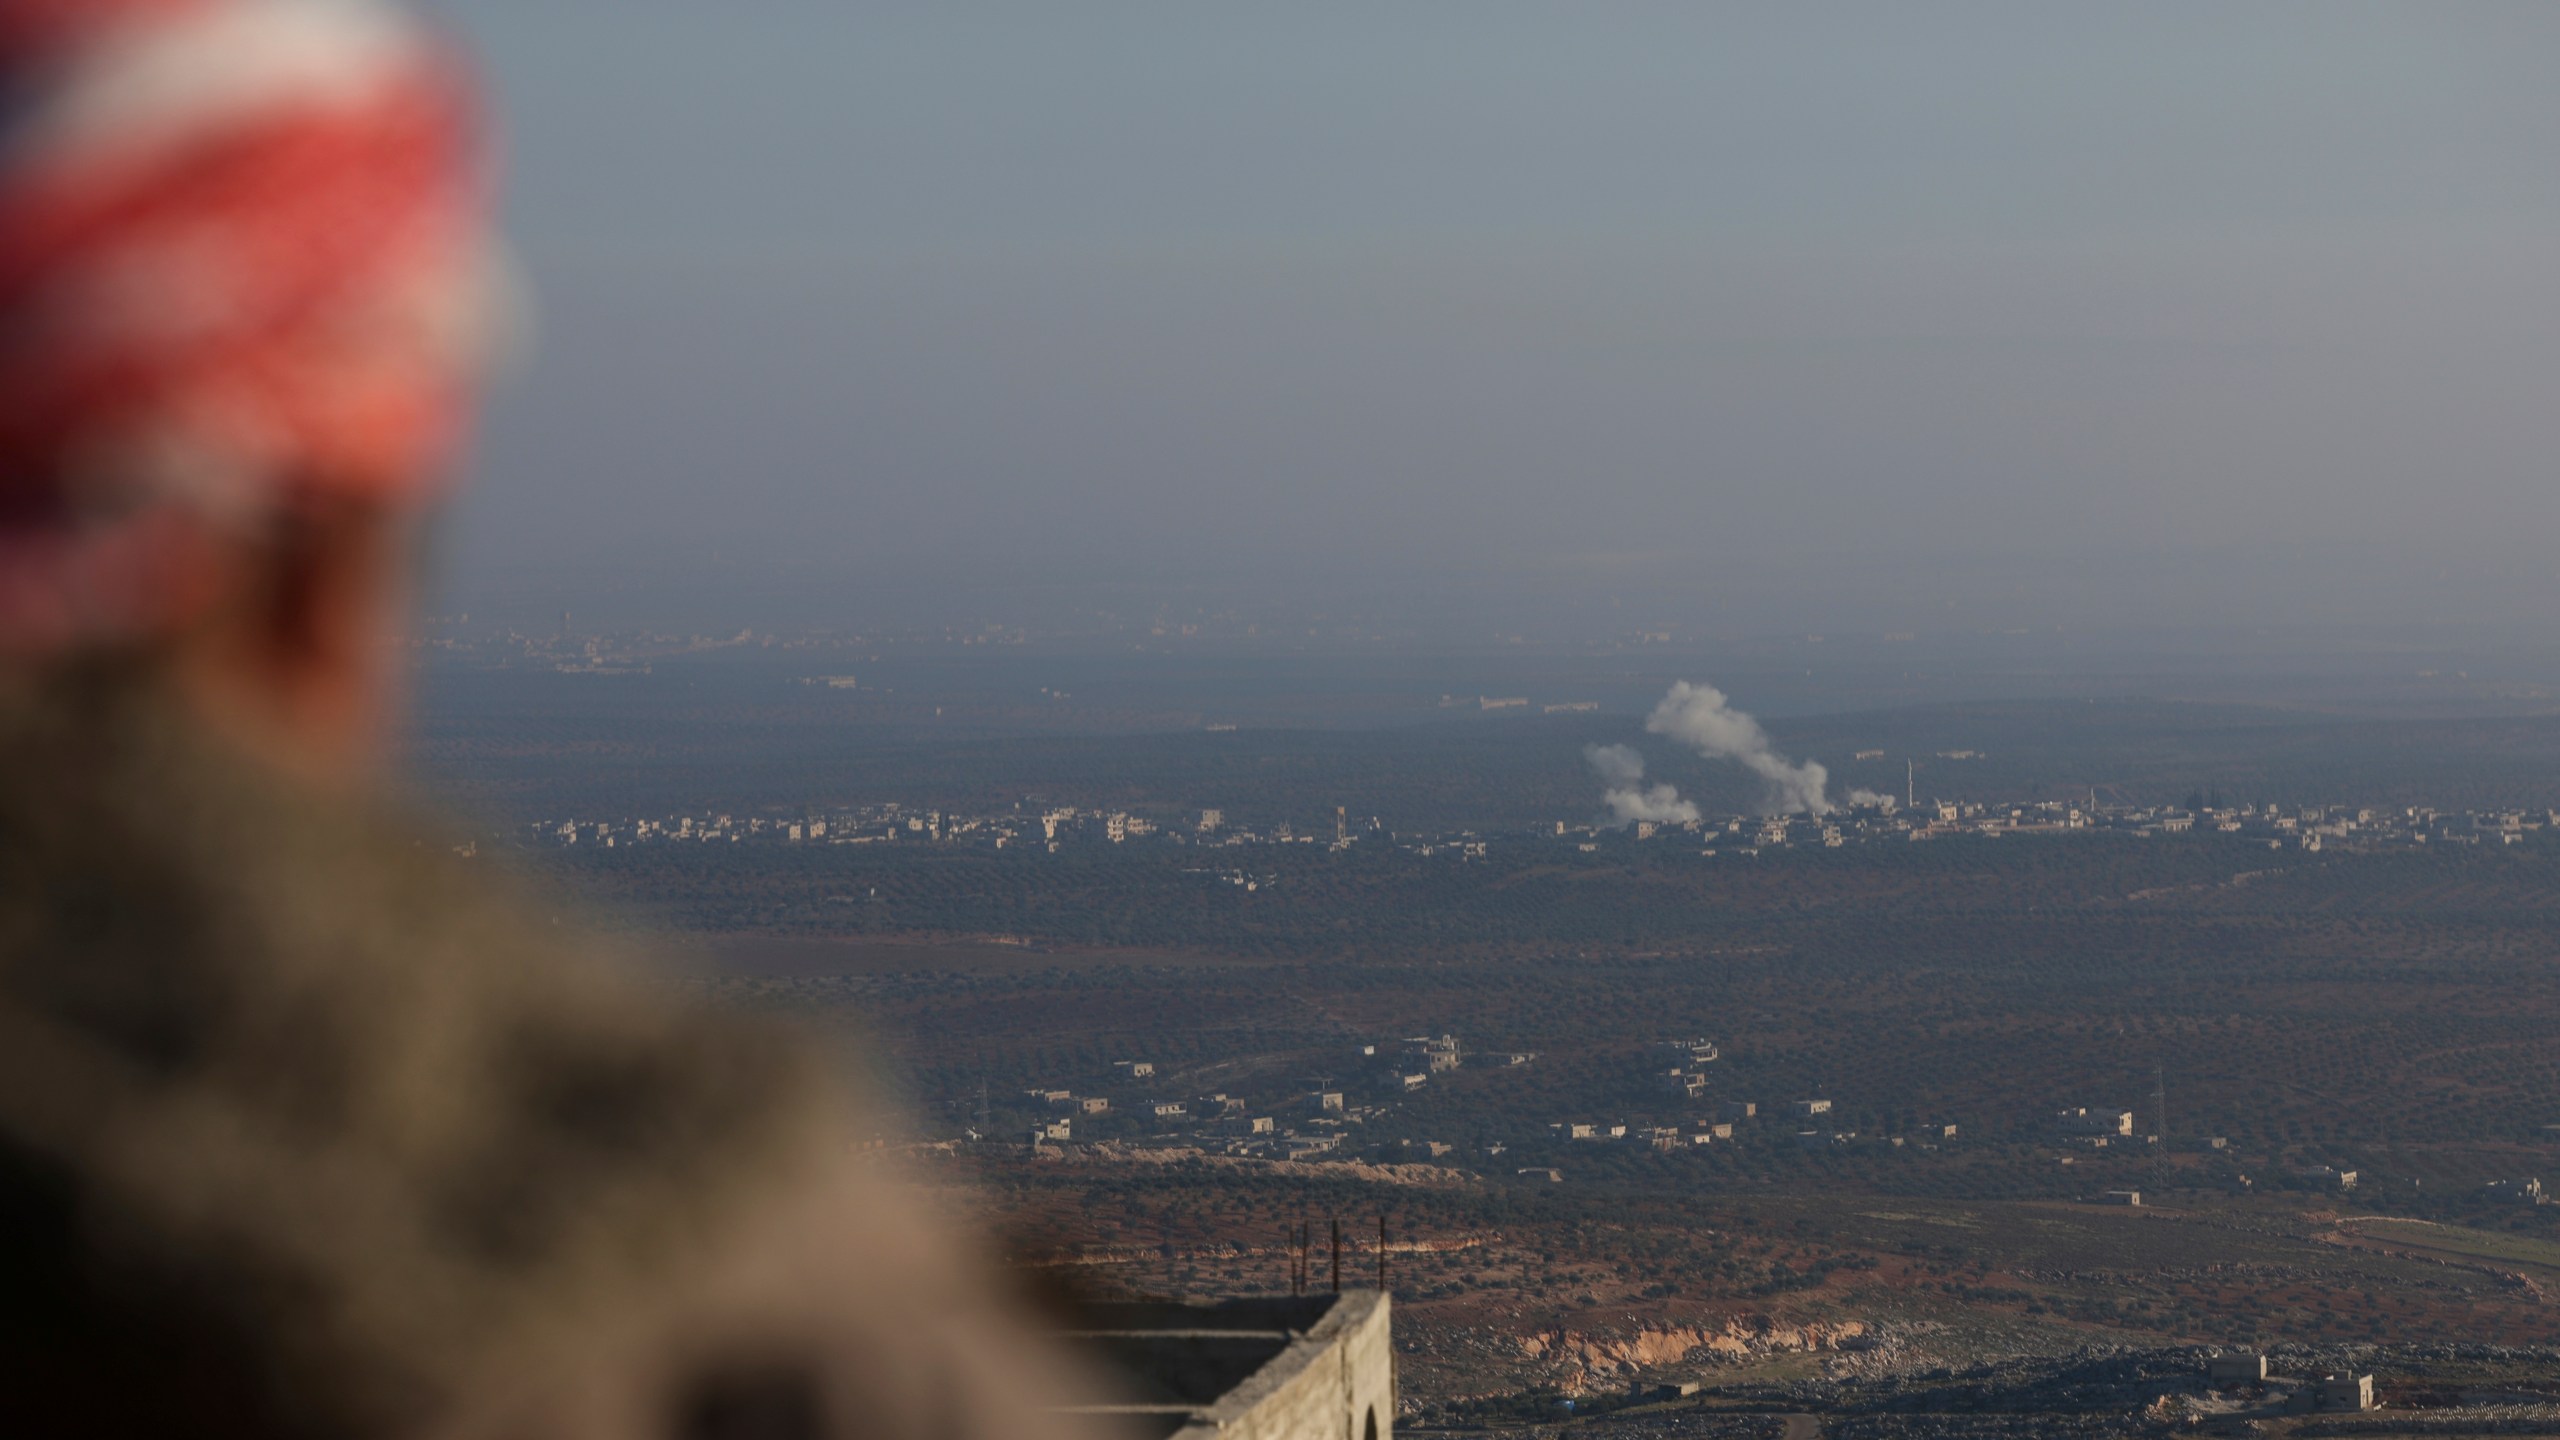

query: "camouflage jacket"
left=0, top=671, right=1099, bottom=1440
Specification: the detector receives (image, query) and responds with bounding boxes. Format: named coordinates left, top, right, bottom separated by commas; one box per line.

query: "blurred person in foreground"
left=0, top=3, right=1102, bottom=1437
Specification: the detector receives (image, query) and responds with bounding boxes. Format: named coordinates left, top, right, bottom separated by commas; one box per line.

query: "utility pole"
left=1906, top=758, right=1916, bottom=811
left=2154, top=1062, right=2171, bottom=1195
left=1330, top=1217, right=1342, bottom=1294
left=1378, top=1215, right=1388, bottom=1292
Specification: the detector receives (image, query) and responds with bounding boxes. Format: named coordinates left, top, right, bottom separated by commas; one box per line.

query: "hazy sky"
left=428, top=1, right=2560, bottom=635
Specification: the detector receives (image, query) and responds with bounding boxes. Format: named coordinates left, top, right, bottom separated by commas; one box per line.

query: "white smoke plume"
left=1644, top=681, right=1832, bottom=815
left=1584, top=743, right=1701, bottom=826
left=1845, top=787, right=1895, bottom=809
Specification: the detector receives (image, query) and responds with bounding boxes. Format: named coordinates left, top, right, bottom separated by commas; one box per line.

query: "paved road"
left=1778, top=1416, right=1823, bottom=1440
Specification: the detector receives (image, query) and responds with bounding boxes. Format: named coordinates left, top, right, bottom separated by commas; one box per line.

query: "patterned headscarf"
left=0, top=0, right=498, bottom=651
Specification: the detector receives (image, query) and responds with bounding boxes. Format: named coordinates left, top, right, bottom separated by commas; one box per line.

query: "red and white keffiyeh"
left=0, top=0, right=497, bottom=651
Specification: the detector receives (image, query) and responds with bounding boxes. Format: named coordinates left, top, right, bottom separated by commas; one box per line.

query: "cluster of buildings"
left=1018, top=1076, right=1332, bottom=1158
left=1544, top=1047, right=1969, bottom=1158
left=529, top=801, right=1379, bottom=855
left=1549, top=1118, right=1738, bottom=1150
left=1011, top=1031, right=2047, bottom=1175
left=1003, top=1048, right=2548, bottom=1208
left=2042, top=1108, right=2411, bottom=1201
left=1568, top=797, right=2558, bottom=855
left=1012, top=1036, right=1502, bottom=1163
left=2055, top=1107, right=2148, bottom=1149
left=1374, top=1034, right=1467, bottom=1092
left=526, top=792, right=2556, bottom=862
left=1541, top=1096, right=1961, bottom=1159
left=1000, top=1030, right=1974, bottom=1176
left=1035, top=1029, right=1771, bottom=1169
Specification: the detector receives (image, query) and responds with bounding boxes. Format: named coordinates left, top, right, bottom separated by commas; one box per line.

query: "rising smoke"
left=1646, top=682, right=1833, bottom=815
left=1588, top=682, right=1847, bottom=822
left=1584, top=743, right=1702, bottom=825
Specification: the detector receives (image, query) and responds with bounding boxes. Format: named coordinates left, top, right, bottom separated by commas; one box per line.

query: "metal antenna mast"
left=2153, top=1062, right=2171, bottom=1194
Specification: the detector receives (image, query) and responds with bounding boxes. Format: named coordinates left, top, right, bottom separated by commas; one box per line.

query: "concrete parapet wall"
left=1060, top=1292, right=1393, bottom=1440
left=1192, top=1291, right=1392, bottom=1440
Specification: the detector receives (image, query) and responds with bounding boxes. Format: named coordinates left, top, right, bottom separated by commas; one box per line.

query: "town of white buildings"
left=527, top=793, right=2554, bottom=858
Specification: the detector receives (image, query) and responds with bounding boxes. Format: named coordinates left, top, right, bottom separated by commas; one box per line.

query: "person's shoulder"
left=0, top=662, right=840, bottom=1203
